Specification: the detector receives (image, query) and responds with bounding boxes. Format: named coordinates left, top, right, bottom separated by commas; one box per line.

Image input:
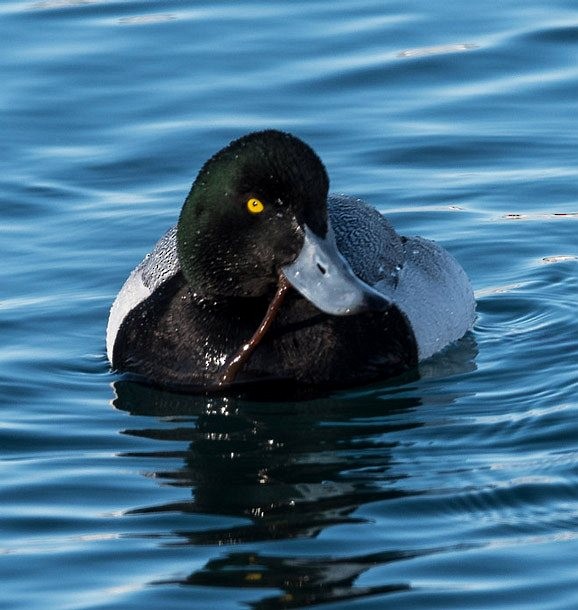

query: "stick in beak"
left=218, top=274, right=291, bottom=386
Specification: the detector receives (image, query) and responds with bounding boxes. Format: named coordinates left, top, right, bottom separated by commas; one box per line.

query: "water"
left=2, top=1, right=577, bottom=608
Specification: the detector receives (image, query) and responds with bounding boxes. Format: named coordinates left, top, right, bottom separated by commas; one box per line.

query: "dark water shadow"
left=111, top=336, right=477, bottom=608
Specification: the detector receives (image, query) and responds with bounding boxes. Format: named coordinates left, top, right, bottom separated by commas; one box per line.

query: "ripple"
left=28, top=0, right=104, bottom=9
left=541, top=255, right=578, bottom=264
left=520, top=23, right=578, bottom=44
left=503, top=212, right=578, bottom=220
left=118, top=14, right=177, bottom=26
left=398, top=43, right=478, bottom=58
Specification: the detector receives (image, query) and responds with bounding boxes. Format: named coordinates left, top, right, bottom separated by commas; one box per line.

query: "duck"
left=106, top=130, right=475, bottom=390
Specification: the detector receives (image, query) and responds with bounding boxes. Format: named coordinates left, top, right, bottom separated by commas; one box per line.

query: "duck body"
left=107, top=131, right=475, bottom=390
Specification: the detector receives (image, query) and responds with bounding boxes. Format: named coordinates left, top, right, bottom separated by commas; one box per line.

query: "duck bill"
left=281, top=224, right=391, bottom=315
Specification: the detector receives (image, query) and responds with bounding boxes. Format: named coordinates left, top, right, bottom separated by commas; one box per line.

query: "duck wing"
left=106, top=226, right=180, bottom=362
left=328, top=194, right=404, bottom=295
left=328, top=194, right=475, bottom=360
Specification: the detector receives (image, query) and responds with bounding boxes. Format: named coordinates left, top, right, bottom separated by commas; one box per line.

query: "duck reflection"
left=114, top=382, right=423, bottom=536
left=112, top=336, right=476, bottom=608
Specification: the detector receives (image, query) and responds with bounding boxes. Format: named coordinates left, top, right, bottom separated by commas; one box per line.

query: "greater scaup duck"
left=107, top=130, right=475, bottom=390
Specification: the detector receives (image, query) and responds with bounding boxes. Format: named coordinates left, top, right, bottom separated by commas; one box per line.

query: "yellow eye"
left=246, top=197, right=265, bottom=214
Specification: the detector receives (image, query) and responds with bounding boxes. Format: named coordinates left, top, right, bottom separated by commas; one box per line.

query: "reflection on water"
left=112, top=338, right=476, bottom=607
left=178, top=551, right=412, bottom=609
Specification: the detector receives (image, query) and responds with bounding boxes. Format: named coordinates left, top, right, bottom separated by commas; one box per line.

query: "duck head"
left=177, top=130, right=389, bottom=314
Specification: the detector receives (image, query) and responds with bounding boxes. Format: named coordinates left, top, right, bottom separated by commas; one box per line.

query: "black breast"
left=113, top=272, right=418, bottom=390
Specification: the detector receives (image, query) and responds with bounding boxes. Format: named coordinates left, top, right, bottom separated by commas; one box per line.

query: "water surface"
left=1, top=1, right=578, bottom=609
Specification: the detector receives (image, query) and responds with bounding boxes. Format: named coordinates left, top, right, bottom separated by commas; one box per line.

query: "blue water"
left=2, top=1, right=578, bottom=608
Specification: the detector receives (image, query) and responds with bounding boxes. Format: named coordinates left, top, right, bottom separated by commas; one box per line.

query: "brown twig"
left=217, top=274, right=291, bottom=386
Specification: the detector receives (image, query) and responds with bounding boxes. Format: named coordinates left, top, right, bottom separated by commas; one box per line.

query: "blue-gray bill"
left=282, top=224, right=391, bottom=315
